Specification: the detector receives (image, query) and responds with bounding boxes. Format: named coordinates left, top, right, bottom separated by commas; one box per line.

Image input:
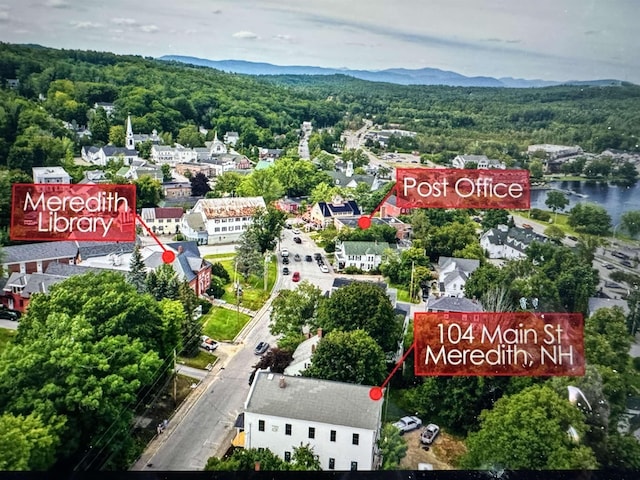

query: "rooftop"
left=245, top=370, right=383, bottom=431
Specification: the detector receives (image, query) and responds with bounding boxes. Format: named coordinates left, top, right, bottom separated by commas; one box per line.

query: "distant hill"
left=158, top=55, right=624, bottom=88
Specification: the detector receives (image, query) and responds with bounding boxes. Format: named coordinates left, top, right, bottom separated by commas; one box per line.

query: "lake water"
left=529, top=180, right=640, bottom=226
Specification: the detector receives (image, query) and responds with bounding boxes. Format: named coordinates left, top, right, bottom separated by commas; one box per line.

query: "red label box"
left=414, top=311, right=584, bottom=376
left=10, top=183, right=136, bottom=242
left=396, top=168, right=530, bottom=210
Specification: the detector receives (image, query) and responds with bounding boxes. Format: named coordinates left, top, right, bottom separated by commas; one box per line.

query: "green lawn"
left=204, top=253, right=235, bottom=261
left=388, top=282, right=419, bottom=304
left=0, top=328, right=17, bottom=353
left=202, top=306, right=252, bottom=342
left=178, top=351, right=218, bottom=370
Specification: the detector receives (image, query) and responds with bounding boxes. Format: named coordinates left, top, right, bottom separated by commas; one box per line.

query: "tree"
left=177, top=281, right=201, bottom=356
left=127, top=244, right=147, bottom=293
left=177, top=124, right=204, bottom=148
left=544, top=225, right=566, bottom=243
left=303, top=330, right=387, bottom=385
left=235, top=233, right=264, bottom=281
left=423, top=221, right=478, bottom=260
left=212, top=171, right=243, bottom=197
left=251, top=347, right=294, bottom=375
left=1, top=272, right=169, bottom=469
left=146, top=263, right=179, bottom=301
left=616, top=161, right=639, bottom=185
left=0, top=412, right=60, bottom=470
left=460, top=385, right=598, bottom=469
left=205, top=447, right=290, bottom=471
left=108, top=125, right=125, bottom=147
left=161, top=163, right=172, bottom=182
left=529, top=159, right=544, bottom=180
left=568, top=203, right=612, bottom=236
left=269, top=281, right=323, bottom=340
left=621, top=210, right=640, bottom=237
left=291, top=443, right=322, bottom=471
left=378, top=423, right=408, bottom=470
left=317, top=281, right=401, bottom=352
left=88, top=107, right=109, bottom=144
left=236, top=168, right=284, bottom=204
left=210, top=262, right=231, bottom=283
left=545, top=190, right=569, bottom=220
left=481, top=209, right=509, bottom=230
left=245, top=206, right=286, bottom=254
left=190, top=172, right=211, bottom=197
left=134, top=176, right=163, bottom=208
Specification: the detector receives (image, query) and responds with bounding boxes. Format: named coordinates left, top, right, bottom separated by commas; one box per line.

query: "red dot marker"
left=369, top=386, right=383, bottom=401
left=358, top=216, right=372, bottom=230
left=162, top=250, right=176, bottom=264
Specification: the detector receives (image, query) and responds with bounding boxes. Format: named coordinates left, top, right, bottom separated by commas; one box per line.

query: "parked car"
left=621, top=259, right=634, bottom=268
left=284, top=224, right=292, bottom=229
left=294, top=254, right=301, bottom=261
left=567, top=235, right=578, bottom=241
left=282, top=256, right=290, bottom=264
left=281, top=248, right=289, bottom=257
left=305, top=255, right=313, bottom=262
left=522, top=223, right=532, bottom=229
left=313, top=253, right=322, bottom=261
left=200, top=335, right=218, bottom=352
left=292, top=271, right=300, bottom=282
left=320, top=264, right=329, bottom=273
left=602, top=263, right=614, bottom=269
left=292, top=228, right=301, bottom=235
left=254, top=341, right=269, bottom=355
left=283, top=267, right=290, bottom=275
left=393, top=416, right=422, bottom=434
left=420, top=424, right=440, bottom=445
left=293, top=236, right=302, bottom=244
left=0, top=307, right=20, bottom=321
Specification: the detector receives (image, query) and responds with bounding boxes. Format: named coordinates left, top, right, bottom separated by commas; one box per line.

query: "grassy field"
left=178, top=351, right=218, bottom=370
left=202, top=306, right=252, bottom=342
left=0, top=328, right=17, bottom=353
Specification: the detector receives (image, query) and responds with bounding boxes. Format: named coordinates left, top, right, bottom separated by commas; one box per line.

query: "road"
left=0, top=319, right=18, bottom=330
left=131, top=226, right=334, bottom=471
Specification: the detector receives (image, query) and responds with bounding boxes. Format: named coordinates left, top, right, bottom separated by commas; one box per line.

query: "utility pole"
left=409, top=260, right=415, bottom=302
left=173, top=348, right=177, bottom=408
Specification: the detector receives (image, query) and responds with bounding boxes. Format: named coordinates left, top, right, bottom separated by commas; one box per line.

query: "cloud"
left=232, top=31, right=259, bottom=40
left=70, top=21, right=101, bottom=29
left=212, top=9, right=222, bottom=14
left=584, top=30, right=601, bottom=36
left=112, top=17, right=137, bottom=26
left=44, top=0, right=69, bottom=8
left=140, top=24, right=159, bottom=33
left=273, top=34, right=293, bottom=42
left=0, top=11, right=8, bottom=22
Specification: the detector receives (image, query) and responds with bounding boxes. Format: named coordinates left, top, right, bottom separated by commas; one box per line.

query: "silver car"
left=420, top=424, right=440, bottom=445
left=392, top=416, right=422, bottom=434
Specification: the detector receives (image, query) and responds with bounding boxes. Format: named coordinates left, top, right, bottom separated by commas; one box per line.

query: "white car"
left=281, top=248, right=289, bottom=257
left=320, top=264, right=329, bottom=273
left=200, top=335, right=218, bottom=352
left=292, top=228, right=301, bottom=235
left=392, top=416, right=422, bottom=434
left=420, top=424, right=440, bottom=445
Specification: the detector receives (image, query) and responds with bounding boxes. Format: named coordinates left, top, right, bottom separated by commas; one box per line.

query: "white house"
left=480, top=225, right=548, bottom=259
left=452, top=154, right=488, bottom=169
left=224, top=131, right=239, bottom=146
left=81, top=145, right=139, bottom=166
left=180, top=196, right=266, bottom=245
left=140, top=207, right=184, bottom=236
left=334, top=241, right=389, bottom=272
left=32, top=166, right=71, bottom=184
left=243, top=370, right=383, bottom=471
left=438, top=257, right=480, bottom=298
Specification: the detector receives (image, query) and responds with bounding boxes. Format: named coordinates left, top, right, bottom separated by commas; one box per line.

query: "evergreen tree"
left=127, top=244, right=147, bottom=293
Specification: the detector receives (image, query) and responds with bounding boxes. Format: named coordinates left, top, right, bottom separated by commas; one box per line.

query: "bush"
left=529, top=208, right=551, bottom=222
left=324, top=243, right=335, bottom=253
left=207, top=276, right=226, bottom=298
left=343, top=266, right=365, bottom=274
left=633, top=356, right=640, bottom=371
left=198, top=298, right=212, bottom=315
left=210, top=262, right=231, bottom=283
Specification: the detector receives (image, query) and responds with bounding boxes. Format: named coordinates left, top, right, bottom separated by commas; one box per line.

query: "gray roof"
left=327, top=171, right=375, bottom=188
left=438, top=256, right=480, bottom=274
left=78, top=241, right=137, bottom=260
left=1, top=241, right=78, bottom=264
left=184, top=212, right=207, bottom=232
left=342, top=241, right=389, bottom=256
left=44, top=262, right=104, bottom=277
left=246, top=370, right=383, bottom=431
left=588, top=297, right=629, bottom=316
left=428, top=296, right=484, bottom=312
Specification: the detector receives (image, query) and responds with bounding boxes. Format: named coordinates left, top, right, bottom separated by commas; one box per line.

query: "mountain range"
left=158, top=55, right=623, bottom=88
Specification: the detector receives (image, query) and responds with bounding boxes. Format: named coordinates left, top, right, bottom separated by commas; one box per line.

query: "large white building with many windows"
left=243, top=371, right=383, bottom=471
left=179, top=196, right=266, bottom=245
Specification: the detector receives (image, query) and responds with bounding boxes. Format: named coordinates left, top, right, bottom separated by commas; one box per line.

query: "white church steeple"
left=126, top=115, right=135, bottom=149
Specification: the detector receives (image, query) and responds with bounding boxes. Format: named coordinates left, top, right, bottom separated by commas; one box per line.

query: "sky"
left=1, top=0, right=639, bottom=83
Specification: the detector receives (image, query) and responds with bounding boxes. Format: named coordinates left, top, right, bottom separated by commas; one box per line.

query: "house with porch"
left=437, top=257, right=480, bottom=298
left=334, top=241, right=389, bottom=272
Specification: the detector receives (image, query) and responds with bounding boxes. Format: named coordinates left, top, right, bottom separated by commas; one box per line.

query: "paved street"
left=131, top=227, right=334, bottom=471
